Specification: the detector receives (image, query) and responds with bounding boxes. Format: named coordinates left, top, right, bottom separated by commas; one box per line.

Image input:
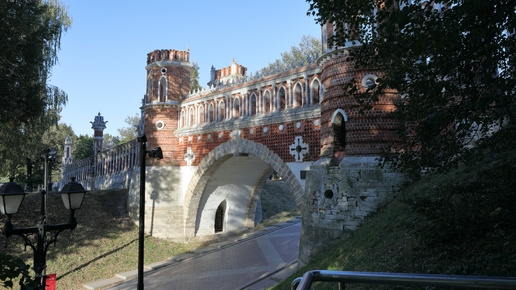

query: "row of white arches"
left=179, top=77, right=323, bottom=128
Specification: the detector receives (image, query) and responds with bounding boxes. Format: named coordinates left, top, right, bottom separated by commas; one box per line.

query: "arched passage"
left=183, top=138, right=304, bottom=238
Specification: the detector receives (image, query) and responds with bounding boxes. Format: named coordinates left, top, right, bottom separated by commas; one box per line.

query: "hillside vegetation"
left=274, top=141, right=516, bottom=289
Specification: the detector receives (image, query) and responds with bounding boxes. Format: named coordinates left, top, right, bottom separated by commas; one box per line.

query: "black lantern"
left=0, top=177, right=26, bottom=216
left=0, top=177, right=87, bottom=289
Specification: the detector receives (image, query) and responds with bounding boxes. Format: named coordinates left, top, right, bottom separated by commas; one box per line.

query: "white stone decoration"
left=179, top=138, right=183, bottom=143
left=296, top=122, right=301, bottom=129
left=188, top=136, right=192, bottom=142
left=289, top=136, right=309, bottom=162
left=197, top=136, right=202, bottom=141
left=184, top=147, right=195, bottom=166
left=263, top=127, right=268, bottom=133
left=314, top=119, right=320, bottom=126
left=156, top=120, right=165, bottom=130
left=230, top=130, right=242, bottom=139
left=250, top=129, right=254, bottom=134
left=218, top=132, right=223, bottom=138
left=208, top=134, right=212, bottom=139
left=279, top=125, right=284, bottom=131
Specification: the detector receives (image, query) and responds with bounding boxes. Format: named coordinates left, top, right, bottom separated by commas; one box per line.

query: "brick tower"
left=318, top=22, right=399, bottom=161
left=91, top=112, right=107, bottom=156
left=299, top=21, right=404, bottom=267
left=142, top=48, right=192, bottom=165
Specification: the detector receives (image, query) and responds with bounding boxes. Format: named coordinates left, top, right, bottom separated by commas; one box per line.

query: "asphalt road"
left=106, top=221, right=301, bottom=290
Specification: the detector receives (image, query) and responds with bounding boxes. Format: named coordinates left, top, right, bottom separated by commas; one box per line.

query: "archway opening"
left=215, top=200, right=226, bottom=233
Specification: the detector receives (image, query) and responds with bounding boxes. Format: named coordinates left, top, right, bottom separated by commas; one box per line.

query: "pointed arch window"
left=331, top=110, right=347, bottom=152
left=208, top=103, right=215, bottom=123
left=189, top=107, right=195, bottom=126
left=158, top=76, right=167, bottom=102
left=278, top=87, right=286, bottom=111
left=233, top=97, right=240, bottom=118
left=249, top=93, right=257, bottom=116
left=310, top=78, right=321, bottom=105
left=293, top=83, right=303, bottom=108
left=263, top=90, right=272, bottom=114
left=218, top=100, right=226, bottom=121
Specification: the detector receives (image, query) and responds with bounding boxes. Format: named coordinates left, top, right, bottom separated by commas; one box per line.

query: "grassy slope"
left=273, top=157, right=516, bottom=289
left=0, top=180, right=299, bottom=289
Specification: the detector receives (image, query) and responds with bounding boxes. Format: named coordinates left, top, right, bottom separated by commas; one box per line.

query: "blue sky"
left=50, top=0, right=322, bottom=137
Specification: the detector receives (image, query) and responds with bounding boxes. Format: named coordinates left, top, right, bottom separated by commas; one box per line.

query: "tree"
left=261, top=35, right=322, bottom=74
left=190, top=61, right=202, bottom=91
left=307, top=0, right=516, bottom=173
left=0, top=0, right=71, bottom=185
left=117, top=114, right=140, bottom=144
left=0, top=0, right=71, bottom=127
left=73, top=135, right=93, bottom=161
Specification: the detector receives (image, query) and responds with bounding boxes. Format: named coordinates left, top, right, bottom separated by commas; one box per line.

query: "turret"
left=145, top=49, right=192, bottom=103
left=142, top=48, right=192, bottom=166
left=90, top=112, right=107, bottom=156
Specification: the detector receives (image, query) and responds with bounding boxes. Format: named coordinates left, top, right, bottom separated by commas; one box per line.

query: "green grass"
left=0, top=180, right=299, bottom=289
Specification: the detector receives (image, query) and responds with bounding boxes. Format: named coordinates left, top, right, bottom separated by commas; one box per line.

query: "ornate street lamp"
left=0, top=177, right=87, bottom=289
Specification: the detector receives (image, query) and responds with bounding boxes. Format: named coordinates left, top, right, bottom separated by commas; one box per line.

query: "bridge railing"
left=93, top=139, right=139, bottom=177
left=61, top=156, right=93, bottom=185
left=291, top=270, right=516, bottom=290
left=62, top=138, right=139, bottom=188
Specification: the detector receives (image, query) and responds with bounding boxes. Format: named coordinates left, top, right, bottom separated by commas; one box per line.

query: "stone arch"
left=183, top=138, right=304, bottom=238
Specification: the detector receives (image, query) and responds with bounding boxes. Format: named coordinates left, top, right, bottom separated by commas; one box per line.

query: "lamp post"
left=137, top=134, right=163, bottom=290
left=0, top=177, right=87, bottom=289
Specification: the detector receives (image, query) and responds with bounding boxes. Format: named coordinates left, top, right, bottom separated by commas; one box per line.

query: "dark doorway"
left=333, top=112, right=346, bottom=152
left=215, top=200, right=226, bottom=233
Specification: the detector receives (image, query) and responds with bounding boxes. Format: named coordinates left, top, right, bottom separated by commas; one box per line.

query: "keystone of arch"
left=183, top=138, right=304, bottom=238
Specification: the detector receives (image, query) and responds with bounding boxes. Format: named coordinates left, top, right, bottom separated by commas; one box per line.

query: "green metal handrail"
left=291, top=270, right=516, bottom=290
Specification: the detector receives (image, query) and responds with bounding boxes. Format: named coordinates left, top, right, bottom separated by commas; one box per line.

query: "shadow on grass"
left=57, top=238, right=137, bottom=281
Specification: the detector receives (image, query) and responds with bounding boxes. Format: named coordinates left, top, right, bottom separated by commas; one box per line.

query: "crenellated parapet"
left=147, top=49, right=190, bottom=64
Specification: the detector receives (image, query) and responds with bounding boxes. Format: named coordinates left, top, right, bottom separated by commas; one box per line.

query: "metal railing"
left=291, top=270, right=516, bottom=290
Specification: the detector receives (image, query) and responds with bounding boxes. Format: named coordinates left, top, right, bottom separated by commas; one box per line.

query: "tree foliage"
left=117, top=114, right=139, bottom=144
left=307, top=0, right=516, bottom=173
left=260, top=35, right=322, bottom=74
left=0, top=0, right=71, bottom=126
left=0, top=0, right=71, bottom=184
left=73, top=135, right=93, bottom=161
left=190, top=61, right=201, bottom=91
